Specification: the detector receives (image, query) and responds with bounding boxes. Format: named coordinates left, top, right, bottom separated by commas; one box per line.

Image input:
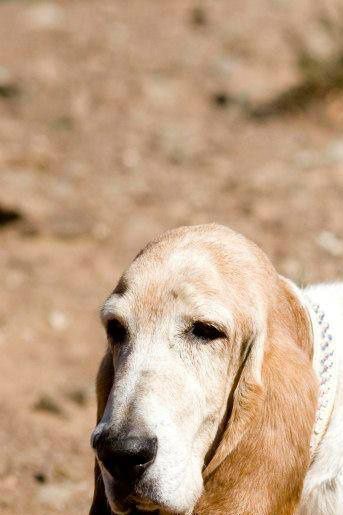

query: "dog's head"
left=90, top=224, right=316, bottom=514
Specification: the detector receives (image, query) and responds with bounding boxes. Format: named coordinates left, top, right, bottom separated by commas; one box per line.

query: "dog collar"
left=306, top=298, right=338, bottom=460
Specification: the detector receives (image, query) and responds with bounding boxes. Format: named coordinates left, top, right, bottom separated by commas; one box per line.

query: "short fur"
left=89, top=224, right=342, bottom=515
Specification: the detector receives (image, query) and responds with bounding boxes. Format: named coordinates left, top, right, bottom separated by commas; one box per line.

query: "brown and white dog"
left=90, top=224, right=343, bottom=515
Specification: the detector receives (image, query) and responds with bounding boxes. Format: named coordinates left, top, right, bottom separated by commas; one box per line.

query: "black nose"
left=95, top=432, right=158, bottom=482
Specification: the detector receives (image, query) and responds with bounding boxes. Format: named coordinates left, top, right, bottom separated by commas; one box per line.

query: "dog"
left=90, top=224, right=343, bottom=514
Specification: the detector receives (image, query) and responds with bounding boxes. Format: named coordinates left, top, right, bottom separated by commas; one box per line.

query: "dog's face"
left=91, top=226, right=271, bottom=514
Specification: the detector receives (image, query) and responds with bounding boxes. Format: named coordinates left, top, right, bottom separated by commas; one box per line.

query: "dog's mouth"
left=104, top=475, right=161, bottom=514
left=109, top=495, right=159, bottom=514
left=128, top=496, right=160, bottom=512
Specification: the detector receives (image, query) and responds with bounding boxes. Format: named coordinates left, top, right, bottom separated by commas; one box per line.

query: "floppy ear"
left=199, top=277, right=318, bottom=515
left=89, top=351, right=114, bottom=515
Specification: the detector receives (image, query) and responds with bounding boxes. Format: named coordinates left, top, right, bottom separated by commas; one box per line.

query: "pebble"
left=294, top=139, right=343, bottom=170
left=33, top=394, right=64, bottom=417
left=0, top=66, right=19, bottom=98
left=92, top=222, right=111, bottom=242
left=37, top=481, right=88, bottom=510
left=37, top=482, right=73, bottom=510
left=64, top=387, right=89, bottom=407
left=316, top=231, right=343, bottom=257
left=212, top=92, right=233, bottom=108
left=190, top=6, right=208, bottom=27
left=0, top=66, right=12, bottom=87
left=34, top=472, right=47, bottom=484
left=48, top=310, right=69, bottom=331
left=325, top=140, right=343, bottom=164
left=25, top=3, right=64, bottom=30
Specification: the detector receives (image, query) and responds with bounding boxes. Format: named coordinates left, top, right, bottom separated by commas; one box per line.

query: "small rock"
left=0, top=205, right=23, bottom=227
left=190, top=6, right=208, bottom=27
left=64, top=387, right=89, bottom=407
left=0, top=66, right=11, bottom=85
left=37, top=482, right=73, bottom=510
left=26, top=3, right=64, bottom=30
left=316, top=231, right=343, bottom=257
left=211, top=57, right=235, bottom=78
left=281, top=258, right=303, bottom=281
left=48, top=310, right=69, bottom=332
left=37, top=481, right=89, bottom=510
left=212, top=92, right=233, bottom=108
left=92, top=222, right=111, bottom=241
left=0, top=67, right=19, bottom=98
left=0, top=85, right=19, bottom=98
left=34, top=472, right=47, bottom=484
left=294, top=140, right=343, bottom=170
left=325, top=140, right=343, bottom=164
left=33, top=394, right=64, bottom=417
left=143, top=75, right=179, bottom=108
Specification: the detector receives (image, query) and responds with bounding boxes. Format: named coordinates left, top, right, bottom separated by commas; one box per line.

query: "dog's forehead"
left=127, top=225, right=271, bottom=281
left=123, top=243, right=227, bottom=299
left=102, top=226, right=274, bottom=324
left=101, top=245, right=232, bottom=322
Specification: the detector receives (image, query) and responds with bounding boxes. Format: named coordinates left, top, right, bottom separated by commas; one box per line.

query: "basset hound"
left=90, top=224, right=343, bottom=514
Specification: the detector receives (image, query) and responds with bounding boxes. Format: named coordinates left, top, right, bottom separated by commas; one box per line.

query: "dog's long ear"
left=89, top=351, right=114, bottom=515
left=199, top=277, right=318, bottom=515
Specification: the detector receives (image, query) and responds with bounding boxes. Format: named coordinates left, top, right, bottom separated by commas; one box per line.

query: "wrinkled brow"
left=182, top=302, right=233, bottom=331
left=100, top=294, right=128, bottom=325
left=101, top=290, right=234, bottom=332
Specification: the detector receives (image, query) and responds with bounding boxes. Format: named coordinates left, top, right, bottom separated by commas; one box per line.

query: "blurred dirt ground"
left=1, top=1, right=343, bottom=513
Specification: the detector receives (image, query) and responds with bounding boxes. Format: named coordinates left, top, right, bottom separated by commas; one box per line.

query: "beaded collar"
left=307, top=298, right=338, bottom=459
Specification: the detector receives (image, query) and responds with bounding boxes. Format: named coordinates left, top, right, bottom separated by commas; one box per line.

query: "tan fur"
left=90, top=224, right=318, bottom=515
left=197, top=282, right=317, bottom=514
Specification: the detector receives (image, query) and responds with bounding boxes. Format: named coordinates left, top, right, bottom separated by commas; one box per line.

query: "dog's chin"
left=106, top=490, right=162, bottom=514
left=128, top=496, right=160, bottom=512
left=104, top=476, right=199, bottom=515
left=101, top=460, right=203, bottom=515
left=106, top=486, right=172, bottom=514
left=102, top=473, right=160, bottom=514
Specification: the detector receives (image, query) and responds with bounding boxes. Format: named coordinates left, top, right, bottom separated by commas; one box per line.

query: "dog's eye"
left=106, top=318, right=127, bottom=345
left=191, top=322, right=226, bottom=341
